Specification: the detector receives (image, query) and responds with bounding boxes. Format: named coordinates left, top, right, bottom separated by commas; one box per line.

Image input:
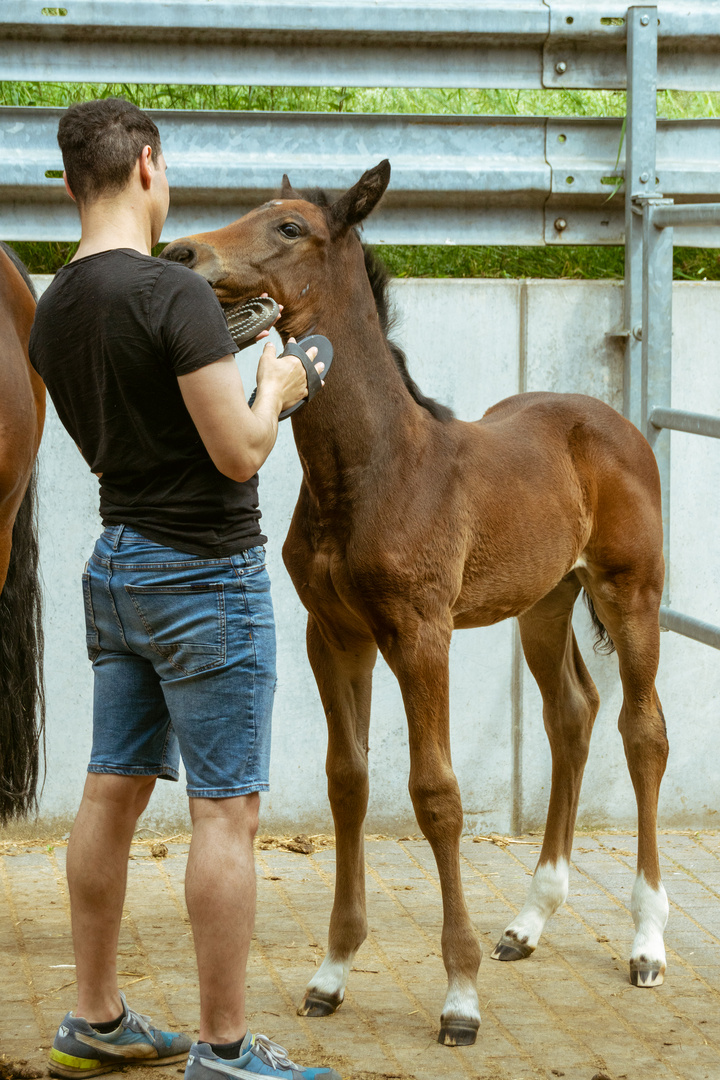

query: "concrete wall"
left=23, top=276, right=720, bottom=836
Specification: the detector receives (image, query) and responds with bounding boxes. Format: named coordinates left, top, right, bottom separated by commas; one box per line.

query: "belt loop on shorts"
left=111, top=525, right=125, bottom=550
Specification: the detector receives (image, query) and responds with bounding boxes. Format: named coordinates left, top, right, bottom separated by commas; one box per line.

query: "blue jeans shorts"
left=82, top=525, right=276, bottom=797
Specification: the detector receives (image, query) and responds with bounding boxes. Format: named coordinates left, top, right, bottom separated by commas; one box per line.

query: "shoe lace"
left=118, top=992, right=154, bottom=1041
left=253, top=1033, right=299, bottom=1071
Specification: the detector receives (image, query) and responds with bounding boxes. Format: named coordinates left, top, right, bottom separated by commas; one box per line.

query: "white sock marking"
left=306, top=953, right=351, bottom=1000
left=502, top=858, right=569, bottom=948
left=441, top=977, right=481, bottom=1026
left=630, top=871, right=668, bottom=967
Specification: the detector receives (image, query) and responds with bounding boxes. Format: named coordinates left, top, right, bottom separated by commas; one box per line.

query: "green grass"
left=11, top=239, right=718, bottom=282
left=379, top=245, right=719, bottom=281
left=3, top=82, right=719, bottom=278
left=2, top=82, right=719, bottom=118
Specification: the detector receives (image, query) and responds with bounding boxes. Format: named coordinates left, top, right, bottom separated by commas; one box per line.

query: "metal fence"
left=3, top=0, right=720, bottom=89
left=4, top=108, right=720, bottom=245
left=3, top=1, right=720, bottom=247
left=1, top=0, right=720, bottom=648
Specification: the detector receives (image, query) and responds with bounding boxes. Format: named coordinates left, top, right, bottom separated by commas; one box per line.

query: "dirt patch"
left=281, top=1047, right=414, bottom=1080
left=0, top=1058, right=43, bottom=1080
left=256, top=833, right=335, bottom=854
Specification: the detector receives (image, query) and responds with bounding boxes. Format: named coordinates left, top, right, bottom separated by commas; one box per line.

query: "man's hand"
left=255, top=338, right=323, bottom=414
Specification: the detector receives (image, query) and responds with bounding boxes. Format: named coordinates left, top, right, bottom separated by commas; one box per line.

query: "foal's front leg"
left=387, top=616, right=482, bottom=1046
left=298, top=615, right=378, bottom=1017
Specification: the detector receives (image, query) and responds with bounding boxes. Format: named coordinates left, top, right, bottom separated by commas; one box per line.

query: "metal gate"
left=622, top=7, right=720, bottom=649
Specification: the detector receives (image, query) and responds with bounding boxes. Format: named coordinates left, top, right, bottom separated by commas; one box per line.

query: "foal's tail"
left=583, top=590, right=616, bottom=655
left=0, top=467, right=45, bottom=824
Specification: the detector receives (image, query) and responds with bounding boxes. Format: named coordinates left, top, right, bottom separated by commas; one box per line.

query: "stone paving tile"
left=2, top=833, right=720, bottom=1079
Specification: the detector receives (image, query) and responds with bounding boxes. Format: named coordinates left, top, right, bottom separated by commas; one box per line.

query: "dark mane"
left=361, top=245, right=454, bottom=423
left=292, top=187, right=454, bottom=423
left=1, top=242, right=37, bottom=301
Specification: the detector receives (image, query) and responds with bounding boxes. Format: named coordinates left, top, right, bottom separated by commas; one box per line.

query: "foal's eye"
left=279, top=222, right=302, bottom=239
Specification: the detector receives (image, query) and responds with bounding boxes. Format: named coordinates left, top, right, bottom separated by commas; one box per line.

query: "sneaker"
left=48, top=991, right=192, bottom=1078
left=185, top=1034, right=342, bottom=1080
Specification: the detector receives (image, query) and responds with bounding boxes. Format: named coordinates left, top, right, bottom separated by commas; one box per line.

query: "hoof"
left=630, top=959, right=665, bottom=987
left=298, top=991, right=343, bottom=1017
left=438, top=1020, right=479, bottom=1047
left=490, top=936, right=534, bottom=962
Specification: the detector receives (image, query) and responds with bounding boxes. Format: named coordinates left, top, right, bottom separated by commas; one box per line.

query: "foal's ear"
left=329, top=159, right=391, bottom=235
left=280, top=174, right=302, bottom=199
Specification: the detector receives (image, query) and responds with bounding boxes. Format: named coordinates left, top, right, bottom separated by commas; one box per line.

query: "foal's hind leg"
left=586, top=581, right=669, bottom=987
left=385, top=615, right=482, bottom=1046
left=298, top=614, right=378, bottom=1017
left=493, top=574, right=600, bottom=962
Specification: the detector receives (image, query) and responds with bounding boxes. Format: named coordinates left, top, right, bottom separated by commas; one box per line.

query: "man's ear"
left=280, top=174, right=302, bottom=199
left=138, top=145, right=154, bottom=190
left=62, top=171, right=76, bottom=203
left=329, top=159, right=391, bottom=236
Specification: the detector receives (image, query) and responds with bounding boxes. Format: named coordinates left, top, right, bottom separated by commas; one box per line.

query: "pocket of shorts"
left=124, top=582, right=226, bottom=675
left=81, top=570, right=102, bottom=663
left=233, top=546, right=267, bottom=579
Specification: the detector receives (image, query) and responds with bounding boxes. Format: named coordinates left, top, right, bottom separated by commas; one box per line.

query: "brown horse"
left=162, top=161, right=669, bottom=1046
left=0, top=242, right=46, bottom=823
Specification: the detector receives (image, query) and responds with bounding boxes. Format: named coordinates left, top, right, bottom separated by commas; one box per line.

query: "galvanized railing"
left=2, top=0, right=720, bottom=89
left=3, top=1, right=720, bottom=247
left=3, top=107, right=719, bottom=244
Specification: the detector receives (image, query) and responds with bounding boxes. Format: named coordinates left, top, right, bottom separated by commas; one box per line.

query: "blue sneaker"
left=48, top=992, right=192, bottom=1077
left=185, top=1034, right=342, bottom=1080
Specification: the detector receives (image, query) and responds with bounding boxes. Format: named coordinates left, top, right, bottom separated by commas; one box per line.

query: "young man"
left=30, top=98, right=337, bottom=1080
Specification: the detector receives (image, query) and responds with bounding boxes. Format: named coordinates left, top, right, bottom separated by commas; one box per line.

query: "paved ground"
left=1, top=831, right=719, bottom=1080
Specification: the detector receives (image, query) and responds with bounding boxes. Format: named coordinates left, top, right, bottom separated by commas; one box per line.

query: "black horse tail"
left=0, top=467, right=45, bottom=824
left=583, top=589, right=616, bottom=655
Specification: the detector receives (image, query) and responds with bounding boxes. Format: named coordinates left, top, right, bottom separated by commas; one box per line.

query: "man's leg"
left=185, top=793, right=260, bottom=1044
left=67, top=772, right=156, bottom=1022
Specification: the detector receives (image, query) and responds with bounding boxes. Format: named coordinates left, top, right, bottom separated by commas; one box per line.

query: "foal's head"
left=162, top=160, right=391, bottom=337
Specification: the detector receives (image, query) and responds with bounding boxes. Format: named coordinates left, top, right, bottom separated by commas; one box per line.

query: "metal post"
left=642, top=199, right=674, bottom=606
left=624, top=6, right=659, bottom=428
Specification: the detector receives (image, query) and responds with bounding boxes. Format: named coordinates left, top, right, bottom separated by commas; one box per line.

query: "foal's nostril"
left=162, top=244, right=197, bottom=268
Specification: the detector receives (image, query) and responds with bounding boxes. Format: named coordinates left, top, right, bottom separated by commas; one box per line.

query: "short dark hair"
left=57, top=98, right=162, bottom=207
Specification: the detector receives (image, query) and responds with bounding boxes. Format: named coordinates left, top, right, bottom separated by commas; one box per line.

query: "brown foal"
left=0, top=242, right=46, bottom=822
left=163, top=161, right=669, bottom=1046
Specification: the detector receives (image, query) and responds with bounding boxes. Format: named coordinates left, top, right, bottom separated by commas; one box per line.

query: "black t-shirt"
left=30, top=248, right=267, bottom=556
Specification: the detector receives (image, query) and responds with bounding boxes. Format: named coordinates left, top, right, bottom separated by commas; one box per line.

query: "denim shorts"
left=82, top=525, right=276, bottom=798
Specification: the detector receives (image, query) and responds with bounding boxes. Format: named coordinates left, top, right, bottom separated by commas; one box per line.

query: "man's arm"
left=178, top=340, right=319, bottom=483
